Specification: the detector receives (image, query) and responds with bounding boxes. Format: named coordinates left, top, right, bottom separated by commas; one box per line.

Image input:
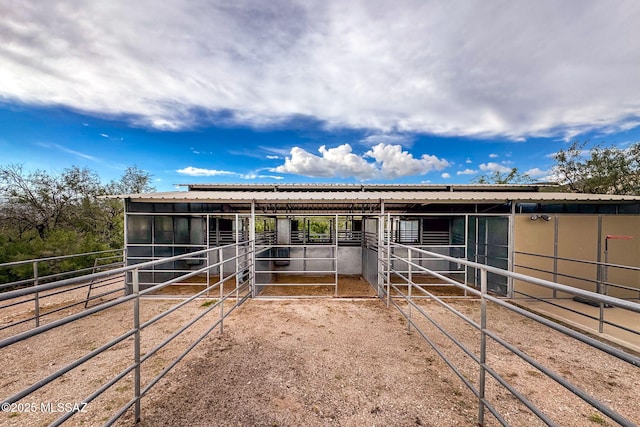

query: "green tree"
left=0, top=164, right=155, bottom=266
left=0, top=164, right=102, bottom=240
left=473, top=167, right=533, bottom=184
left=552, top=141, right=640, bottom=195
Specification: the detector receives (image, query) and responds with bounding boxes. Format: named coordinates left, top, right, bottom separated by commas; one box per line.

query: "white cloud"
left=177, top=166, right=284, bottom=180
left=524, top=167, right=550, bottom=178
left=488, top=153, right=499, bottom=158
left=457, top=168, right=477, bottom=175
left=274, top=144, right=378, bottom=179
left=365, top=143, right=449, bottom=178
left=273, top=143, right=448, bottom=179
left=99, top=133, right=109, bottom=138
left=465, top=158, right=473, bottom=164
left=266, top=155, right=280, bottom=160
left=479, top=162, right=512, bottom=173
left=176, top=167, right=235, bottom=176
left=441, top=172, right=451, bottom=179
left=0, top=2, right=638, bottom=139
left=39, top=142, right=98, bottom=161
left=361, top=134, right=413, bottom=147
left=239, top=173, right=284, bottom=180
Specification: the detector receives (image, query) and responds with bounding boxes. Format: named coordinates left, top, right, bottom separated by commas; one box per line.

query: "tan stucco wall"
left=513, top=214, right=640, bottom=299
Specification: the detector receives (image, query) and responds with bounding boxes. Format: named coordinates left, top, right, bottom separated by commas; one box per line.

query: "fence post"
left=219, top=247, right=224, bottom=334
left=478, top=268, right=488, bottom=426
left=236, top=242, right=240, bottom=304
left=133, top=268, right=141, bottom=423
left=32, top=261, right=40, bottom=328
left=407, top=249, right=412, bottom=333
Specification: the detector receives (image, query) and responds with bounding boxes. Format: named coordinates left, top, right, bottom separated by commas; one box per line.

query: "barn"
left=121, top=183, right=640, bottom=302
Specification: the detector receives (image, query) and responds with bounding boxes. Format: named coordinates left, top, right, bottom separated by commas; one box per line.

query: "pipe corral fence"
left=1, top=237, right=640, bottom=426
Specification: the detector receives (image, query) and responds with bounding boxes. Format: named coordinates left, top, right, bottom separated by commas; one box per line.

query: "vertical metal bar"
left=600, top=239, right=608, bottom=334
left=123, top=208, right=129, bottom=294
left=464, top=214, right=469, bottom=297
left=219, top=247, right=224, bottom=334
left=478, top=268, right=488, bottom=426
left=507, top=204, right=515, bottom=298
left=133, top=268, right=141, bottom=423
left=553, top=215, right=559, bottom=299
left=334, top=213, right=339, bottom=297
left=596, top=215, right=603, bottom=294
left=378, top=201, right=384, bottom=299
left=407, top=249, right=412, bottom=333
left=474, top=216, right=480, bottom=288
left=386, top=213, right=391, bottom=308
left=250, top=201, right=256, bottom=298
left=206, top=215, right=211, bottom=297
left=235, top=214, right=240, bottom=304
left=33, top=262, right=40, bottom=328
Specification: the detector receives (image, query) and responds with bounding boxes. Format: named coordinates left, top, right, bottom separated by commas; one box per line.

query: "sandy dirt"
left=1, top=277, right=639, bottom=427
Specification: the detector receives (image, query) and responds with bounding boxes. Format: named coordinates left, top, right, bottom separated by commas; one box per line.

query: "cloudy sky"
left=2, top=0, right=640, bottom=190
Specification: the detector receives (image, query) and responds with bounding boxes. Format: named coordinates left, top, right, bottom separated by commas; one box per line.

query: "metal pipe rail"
left=0, top=249, right=124, bottom=288
left=380, top=242, right=640, bottom=427
left=1, top=241, right=253, bottom=426
left=254, top=243, right=338, bottom=296
left=1, top=250, right=126, bottom=329
left=514, top=250, right=640, bottom=299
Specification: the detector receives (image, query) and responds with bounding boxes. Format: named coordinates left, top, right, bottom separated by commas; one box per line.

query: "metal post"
left=334, top=213, right=339, bottom=297
left=378, top=201, right=385, bottom=299
left=33, top=262, right=40, bottom=327
left=478, top=268, right=488, bottom=426
left=553, top=215, right=559, bottom=299
left=250, top=201, right=256, bottom=298
left=506, top=205, right=515, bottom=298
left=235, top=214, right=240, bottom=304
left=219, top=247, right=224, bottom=334
left=407, top=249, right=412, bottom=333
left=205, top=215, right=211, bottom=297
left=132, top=268, right=141, bottom=423
left=464, top=214, right=469, bottom=297
left=386, top=213, right=391, bottom=308
left=600, top=239, right=609, bottom=334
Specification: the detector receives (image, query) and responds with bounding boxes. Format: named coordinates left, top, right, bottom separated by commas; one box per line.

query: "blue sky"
left=2, top=1, right=640, bottom=192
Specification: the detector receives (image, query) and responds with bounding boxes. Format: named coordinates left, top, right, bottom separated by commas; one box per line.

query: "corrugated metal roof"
left=114, top=190, right=640, bottom=203
left=180, top=183, right=558, bottom=192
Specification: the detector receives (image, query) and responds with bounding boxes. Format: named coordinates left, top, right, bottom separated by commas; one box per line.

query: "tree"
left=105, top=166, right=155, bottom=195
left=473, top=167, right=533, bottom=184
left=0, top=164, right=156, bottom=261
left=0, top=164, right=102, bottom=240
left=553, top=141, right=640, bottom=195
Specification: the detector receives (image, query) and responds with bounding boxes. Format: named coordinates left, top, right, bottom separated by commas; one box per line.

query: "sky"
left=2, top=0, right=640, bottom=192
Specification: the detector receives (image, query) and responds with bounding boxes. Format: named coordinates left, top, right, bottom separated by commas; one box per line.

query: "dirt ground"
left=1, top=277, right=639, bottom=427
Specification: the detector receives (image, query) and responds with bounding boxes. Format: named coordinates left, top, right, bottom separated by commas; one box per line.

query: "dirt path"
left=126, top=299, right=476, bottom=427
left=2, top=294, right=639, bottom=426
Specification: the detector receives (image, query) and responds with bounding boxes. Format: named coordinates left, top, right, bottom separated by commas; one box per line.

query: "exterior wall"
left=513, top=215, right=640, bottom=299
left=270, top=246, right=361, bottom=275
left=601, top=216, right=640, bottom=298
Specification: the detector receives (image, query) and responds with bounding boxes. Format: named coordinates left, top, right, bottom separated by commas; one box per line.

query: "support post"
left=235, top=214, right=240, bottom=304
left=33, top=262, right=40, bottom=328
left=219, top=247, right=224, bottom=334
left=334, top=213, right=339, bottom=297
left=133, top=268, right=141, bottom=423
left=407, top=249, right=412, bottom=333
left=378, top=201, right=385, bottom=299
left=478, top=268, right=488, bottom=426
left=250, top=201, right=256, bottom=298
left=507, top=203, right=515, bottom=298
left=553, top=215, right=559, bottom=299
